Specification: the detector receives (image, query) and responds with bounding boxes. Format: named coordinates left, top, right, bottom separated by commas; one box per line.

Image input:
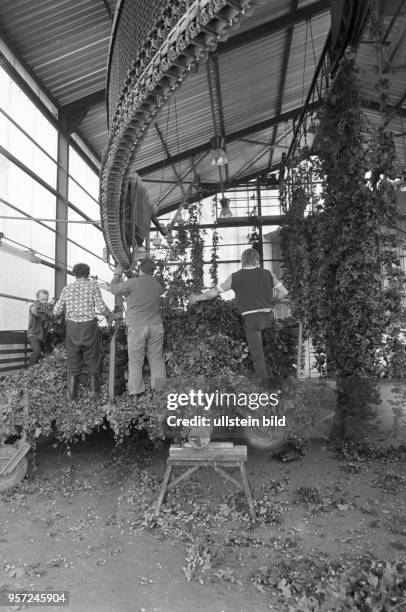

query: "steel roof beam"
left=396, top=87, right=406, bottom=111
left=234, top=124, right=294, bottom=180
left=206, top=54, right=229, bottom=182
left=137, top=100, right=322, bottom=177
left=383, top=22, right=406, bottom=72
left=217, top=0, right=330, bottom=54
left=0, top=47, right=58, bottom=129
left=100, top=0, right=113, bottom=21
left=154, top=121, right=190, bottom=209
left=155, top=96, right=406, bottom=216
left=268, top=0, right=298, bottom=170
left=363, top=99, right=406, bottom=119
left=0, top=35, right=102, bottom=165
left=61, top=89, right=106, bottom=117
left=156, top=151, right=210, bottom=208
left=156, top=160, right=286, bottom=217
left=0, top=144, right=101, bottom=230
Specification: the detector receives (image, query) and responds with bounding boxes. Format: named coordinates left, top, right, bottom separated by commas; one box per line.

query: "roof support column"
left=55, top=127, right=69, bottom=298
left=256, top=178, right=264, bottom=268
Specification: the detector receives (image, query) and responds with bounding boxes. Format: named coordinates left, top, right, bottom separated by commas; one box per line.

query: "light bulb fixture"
left=241, top=1, right=255, bottom=17
left=219, top=197, right=233, bottom=218
left=392, top=174, right=406, bottom=191
left=152, top=234, right=162, bottom=248
left=210, top=136, right=228, bottom=166
left=265, top=174, right=280, bottom=189
left=132, top=245, right=147, bottom=260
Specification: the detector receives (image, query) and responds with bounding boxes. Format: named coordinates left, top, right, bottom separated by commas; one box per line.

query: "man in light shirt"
left=53, top=263, right=111, bottom=401
left=110, top=258, right=166, bottom=407
left=189, top=248, right=287, bottom=380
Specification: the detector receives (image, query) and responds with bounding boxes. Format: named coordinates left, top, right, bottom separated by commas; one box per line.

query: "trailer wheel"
left=242, top=407, right=288, bottom=453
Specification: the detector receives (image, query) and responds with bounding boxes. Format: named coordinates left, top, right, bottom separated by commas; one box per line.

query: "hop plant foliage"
left=0, top=300, right=299, bottom=446
left=280, top=51, right=406, bottom=436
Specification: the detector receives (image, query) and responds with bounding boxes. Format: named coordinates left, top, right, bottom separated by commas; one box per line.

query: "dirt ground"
left=0, top=430, right=405, bottom=612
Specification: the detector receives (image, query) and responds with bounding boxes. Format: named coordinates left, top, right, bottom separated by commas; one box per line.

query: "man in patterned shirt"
left=54, top=263, right=111, bottom=401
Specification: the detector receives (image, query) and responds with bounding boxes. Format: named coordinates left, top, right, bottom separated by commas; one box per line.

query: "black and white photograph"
left=0, top=1, right=405, bottom=610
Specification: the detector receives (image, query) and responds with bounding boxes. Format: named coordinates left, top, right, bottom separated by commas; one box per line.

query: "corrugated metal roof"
left=282, top=12, right=327, bottom=114
left=0, top=0, right=115, bottom=162
left=0, top=0, right=115, bottom=106
left=355, top=5, right=406, bottom=173
left=220, top=30, right=287, bottom=130
left=78, top=100, right=108, bottom=155
left=0, top=0, right=334, bottom=209
left=129, top=2, right=331, bottom=213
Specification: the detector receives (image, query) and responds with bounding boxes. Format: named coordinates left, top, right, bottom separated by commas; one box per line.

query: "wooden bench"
left=155, top=442, right=256, bottom=522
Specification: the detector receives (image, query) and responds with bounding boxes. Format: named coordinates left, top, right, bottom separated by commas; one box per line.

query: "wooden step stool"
left=155, top=442, right=256, bottom=522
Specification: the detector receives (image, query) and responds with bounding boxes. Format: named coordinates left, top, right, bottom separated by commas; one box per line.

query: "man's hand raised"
left=188, top=293, right=199, bottom=306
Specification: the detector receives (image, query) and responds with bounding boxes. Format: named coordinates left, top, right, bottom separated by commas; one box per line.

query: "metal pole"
left=0, top=217, right=100, bottom=223
left=297, top=320, right=303, bottom=379
left=256, top=178, right=264, bottom=266
left=55, top=128, right=69, bottom=297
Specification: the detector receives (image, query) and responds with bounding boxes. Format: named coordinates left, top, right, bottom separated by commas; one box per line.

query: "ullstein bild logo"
left=166, top=413, right=286, bottom=427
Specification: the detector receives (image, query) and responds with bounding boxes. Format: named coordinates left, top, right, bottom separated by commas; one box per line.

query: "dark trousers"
left=66, top=319, right=100, bottom=376
left=243, top=311, right=273, bottom=379
left=28, top=336, right=41, bottom=366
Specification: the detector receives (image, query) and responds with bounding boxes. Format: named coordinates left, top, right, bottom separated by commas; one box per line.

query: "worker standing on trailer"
left=110, top=258, right=166, bottom=407
left=189, top=248, right=287, bottom=380
left=27, top=289, right=51, bottom=366
left=53, top=263, right=111, bottom=401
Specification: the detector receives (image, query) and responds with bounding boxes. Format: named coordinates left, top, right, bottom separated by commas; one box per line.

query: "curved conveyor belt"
left=101, top=0, right=266, bottom=267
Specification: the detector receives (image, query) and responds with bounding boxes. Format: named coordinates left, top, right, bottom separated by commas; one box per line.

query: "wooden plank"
left=213, top=467, right=243, bottom=490
left=166, top=467, right=199, bottom=489
left=240, top=463, right=256, bottom=523
left=0, top=344, right=29, bottom=352
left=170, top=443, right=246, bottom=453
left=108, top=328, right=117, bottom=401
left=0, top=364, right=26, bottom=376
left=0, top=331, right=27, bottom=344
left=155, top=465, right=173, bottom=516
left=168, top=459, right=242, bottom=467
left=183, top=441, right=234, bottom=449
left=0, top=443, right=30, bottom=475
left=169, top=447, right=247, bottom=461
left=0, top=356, right=28, bottom=365
left=0, top=352, right=29, bottom=360
left=0, top=347, right=28, bottom=353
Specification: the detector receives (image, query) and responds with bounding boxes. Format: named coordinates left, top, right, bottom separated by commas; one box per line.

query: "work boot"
left=67, top=374, right=78, bottom=402
left=129, top=394, right=145, bottom=419
left=89, top=374, right=100, bottom=398
left=129, top=394, right=138, bottom=408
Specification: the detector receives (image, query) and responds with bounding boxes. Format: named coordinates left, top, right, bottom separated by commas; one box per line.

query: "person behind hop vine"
left=53, top=263, right=112, bottom=401
left=27, top=289, right=50, bottom=366
left=188, top=248, right=288, bottom=381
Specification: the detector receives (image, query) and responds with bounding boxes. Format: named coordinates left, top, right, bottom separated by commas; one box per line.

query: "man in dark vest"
left=189, top=248, right=287, bottom=380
